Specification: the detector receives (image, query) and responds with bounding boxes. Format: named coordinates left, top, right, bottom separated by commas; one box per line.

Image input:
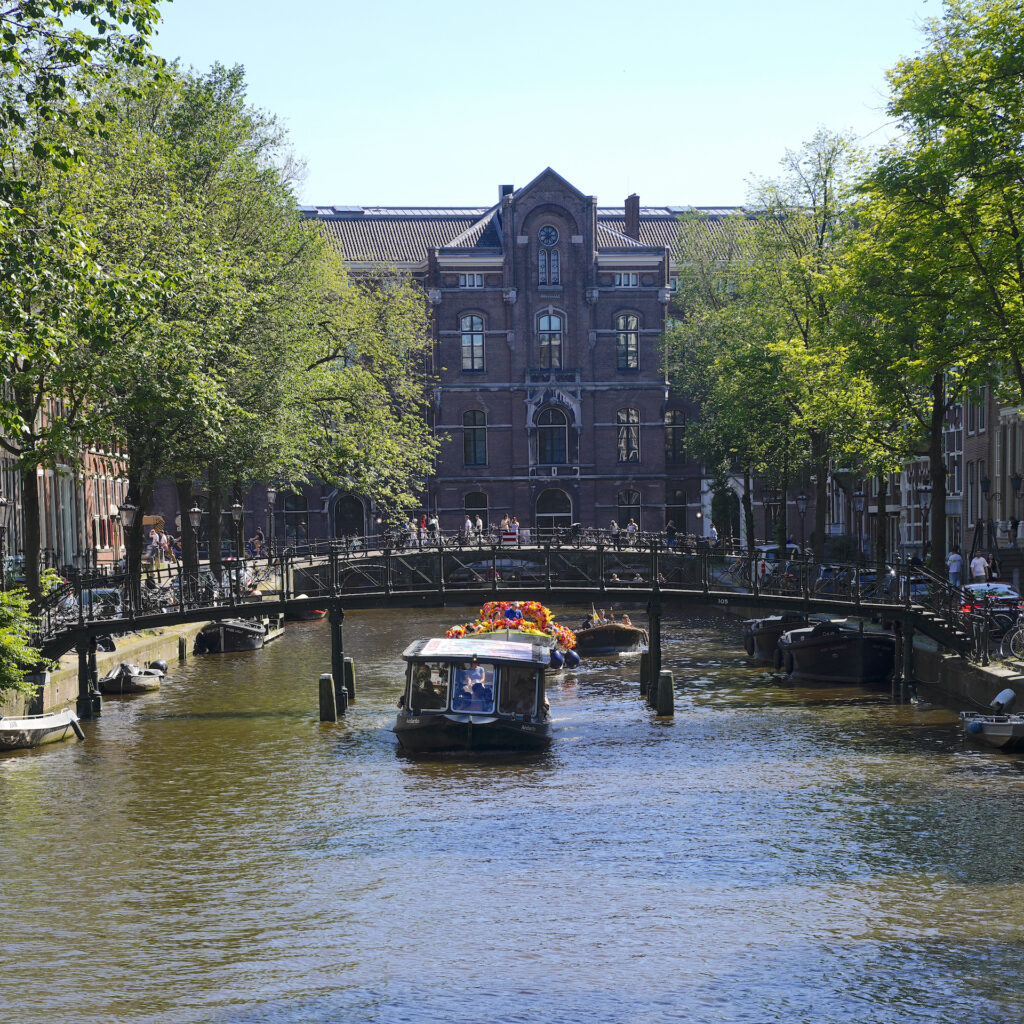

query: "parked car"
left=960, top=582, right=1022, bottom=635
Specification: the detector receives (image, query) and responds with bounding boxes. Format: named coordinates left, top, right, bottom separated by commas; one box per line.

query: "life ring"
left=743, top=633, right=755, bottom=656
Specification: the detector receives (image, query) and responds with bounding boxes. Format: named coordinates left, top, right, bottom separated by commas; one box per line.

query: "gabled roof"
left=438, top=206, right=503, bottom=252
left=513, top=166, right=589, bottom=202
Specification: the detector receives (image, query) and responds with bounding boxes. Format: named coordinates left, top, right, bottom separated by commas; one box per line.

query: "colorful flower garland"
left=445, top=600, right=577, bottom=649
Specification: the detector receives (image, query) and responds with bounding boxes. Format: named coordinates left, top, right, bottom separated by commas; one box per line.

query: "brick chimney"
left=625, top=193, right=640, bottom=240
left=499, top=184, right=514, bottom=203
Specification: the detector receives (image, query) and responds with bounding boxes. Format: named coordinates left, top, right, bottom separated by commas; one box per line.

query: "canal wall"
left=1, top=622, right=208, bottom=718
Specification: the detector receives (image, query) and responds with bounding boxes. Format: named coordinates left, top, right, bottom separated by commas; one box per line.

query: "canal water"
left=3, top=606, right=1024, bottom=1024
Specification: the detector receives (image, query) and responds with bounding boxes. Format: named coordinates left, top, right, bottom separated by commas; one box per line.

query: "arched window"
left=538, top=249, right=547, bottom=285
left=464, top=491, right=488, bottom=529
left=461, top=314, right=484, bottom=372
left=535, top=488, right=572, bottom=538
left=283, top=492, right=309, bottom=546
left=538, top=314, right=562, bottom=369
left=666, top=488, right=686, bottom=531
left=549, top=249, right=560, bottom=284
left=617, top=488, right=641, bottom=529
left=463, top=410, right=487, bottom=466
left=617, top=408, right=640, bottom=463
left=665, top=411, right=686, bottom=463
left=538, top=408, right=567, bottom=464
left=334, top=495, right=365, bottom=538
left=616, top=313, right=639, bottom=370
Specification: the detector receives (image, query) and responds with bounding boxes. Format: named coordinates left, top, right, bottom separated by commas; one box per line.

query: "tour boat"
left=395, top=636, right=554, bottom=755
left=97, top=662, right=164, bottom=695
left=777, top=619, right=895, bottom=684
left=573, top=620, right=648, bottom=656
left=445, top=600, right=581, bottom=669
left=0, top=708, right=84, bottom=750
left=741, top=613, right=810, bottom=665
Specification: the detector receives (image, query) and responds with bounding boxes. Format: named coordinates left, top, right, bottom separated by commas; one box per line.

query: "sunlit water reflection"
left=3, top=606, right=1024, bottom=1023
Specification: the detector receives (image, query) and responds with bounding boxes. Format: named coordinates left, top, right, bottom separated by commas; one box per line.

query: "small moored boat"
left=395, top=636, right=555, bottom=755
left=961, top=688, right=1024, bottom=750
left=574, top=620, right=648, bottom=656
left=284, top=598, right=327, bottom=622
left=194, top=618, right=266, bottom=654
left=777, top=619, right=895, bottom=684
left=742, top=613, right=810, bottom=665
left=0, top=708, right=84, bottom=750
left=97, top=662, right=164, bottom=695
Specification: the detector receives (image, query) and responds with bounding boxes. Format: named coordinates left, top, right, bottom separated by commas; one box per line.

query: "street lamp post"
left=265, top=486, right=277, bottom=558
left=118, top=501, right=138, bottom=607
left=0, top=493, right=10, bottom=591
left=796, top=492, right=808, bottom=554
left=231, top=502, right=244, bottom=560
left=852, top=490, right=866, bottom=565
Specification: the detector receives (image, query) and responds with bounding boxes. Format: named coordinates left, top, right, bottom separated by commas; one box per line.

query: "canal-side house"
left=0, top=400, right=130, bottom=577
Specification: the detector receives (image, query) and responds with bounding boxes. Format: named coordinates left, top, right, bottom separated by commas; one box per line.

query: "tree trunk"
left=811, top=431, right=829, bottom=561
left=742, top=468, right=755, bottom=554
left=207, top=468, right=223, bottom=581
left=874, top=473, right=888, bottom=565
left=175, top=478, right=199, bottom=601
left=927, top=371, right=948, bottom=572
left=19, top=464, right=42, bottom=603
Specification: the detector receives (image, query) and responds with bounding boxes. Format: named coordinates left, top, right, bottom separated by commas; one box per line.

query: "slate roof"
left=302, top=202, right=747, bottom=265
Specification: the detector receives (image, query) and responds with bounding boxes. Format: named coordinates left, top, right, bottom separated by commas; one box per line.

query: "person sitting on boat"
left=505, top=604, right=523, bottom=624
left=621, top=614, right=632, bottom=626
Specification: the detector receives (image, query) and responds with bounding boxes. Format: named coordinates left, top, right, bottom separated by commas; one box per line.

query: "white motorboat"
left=961, top=687, right=1024, bottom=750
left=0, top=708, right=84, bottom=750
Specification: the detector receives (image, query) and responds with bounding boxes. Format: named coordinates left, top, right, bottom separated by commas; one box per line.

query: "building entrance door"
left=334, top=495, right=365, bottom=539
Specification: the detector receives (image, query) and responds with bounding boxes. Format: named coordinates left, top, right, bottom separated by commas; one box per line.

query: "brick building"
left=308, top=168, right=712, bottom=538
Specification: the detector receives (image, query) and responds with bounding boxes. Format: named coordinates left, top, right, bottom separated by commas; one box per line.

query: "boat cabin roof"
left=403, top=636, right=550, bottom=666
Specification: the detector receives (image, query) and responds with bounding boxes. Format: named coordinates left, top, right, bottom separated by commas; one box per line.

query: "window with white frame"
left=459, top=273, right=483, bottom=288
left=943, top=420, right=963, bottom=496
left=460, top=314, right=484, bottom=371
left=614, top=272, right=639, bottom=288
left=616, top=313, right=639, bottom=370
left=538, top=313, right=562, bottom=369
left=978, top=386, right=987, bottom=432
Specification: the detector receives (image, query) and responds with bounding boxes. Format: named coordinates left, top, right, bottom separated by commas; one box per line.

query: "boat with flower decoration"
left=444, top=600, right=581, bottom=669
left=395, top=636, right=555, bottom=755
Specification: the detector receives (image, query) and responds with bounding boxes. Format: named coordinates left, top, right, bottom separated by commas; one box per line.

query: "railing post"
left=597, top=543, right=606, bottom=593
left=750, top=550, right=759, bottom=598
left=544, top=542, right=552, bottom=593
left=854, top=564, right=861, bottom=609
left=384, top=548, right=393, bottom=596
left=651, top=538, right=661, bottom=592
left=803, top=554, right=810, bottom=611
left=491, top=544, right=498, bottom=594
left=437, top=544, right=445, bottom=598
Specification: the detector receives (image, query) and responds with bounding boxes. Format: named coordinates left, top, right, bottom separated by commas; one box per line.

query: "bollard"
left=639, top=651, right=651, bottom=696
left=319, top=673, right=337, bottom=722
left=655, top=670, right=675, bottom=717
left=344, top=656, right=356, bottom=701
left=178, top=636, right=187, bottom=661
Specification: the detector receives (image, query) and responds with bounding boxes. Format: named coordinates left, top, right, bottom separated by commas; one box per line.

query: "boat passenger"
left=621, top=614, right=632, bottom=626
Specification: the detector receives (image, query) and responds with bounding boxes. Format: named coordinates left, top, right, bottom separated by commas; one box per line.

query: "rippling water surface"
left=4, top=607, right=1024, bottom=1023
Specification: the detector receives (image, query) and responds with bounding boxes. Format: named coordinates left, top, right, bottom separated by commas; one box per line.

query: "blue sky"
left=151, top=0, right=937, bottom=208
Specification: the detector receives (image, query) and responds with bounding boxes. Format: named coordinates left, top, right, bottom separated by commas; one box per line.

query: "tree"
left=875, top=0, right=1024, bottom=400
left=0, top=585, right=50, bottom=697
left=668, top=131, right=871, bottom=557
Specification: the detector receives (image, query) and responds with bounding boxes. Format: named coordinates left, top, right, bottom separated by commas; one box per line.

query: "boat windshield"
left=410, top=662, right=450, bottom=712
left=499, top=665, right=538, bottom=717
left=451, top=661, right=496, bottom=714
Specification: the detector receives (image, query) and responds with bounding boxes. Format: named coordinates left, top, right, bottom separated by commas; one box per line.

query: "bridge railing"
left=37, top=543, right=989, bottom=662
